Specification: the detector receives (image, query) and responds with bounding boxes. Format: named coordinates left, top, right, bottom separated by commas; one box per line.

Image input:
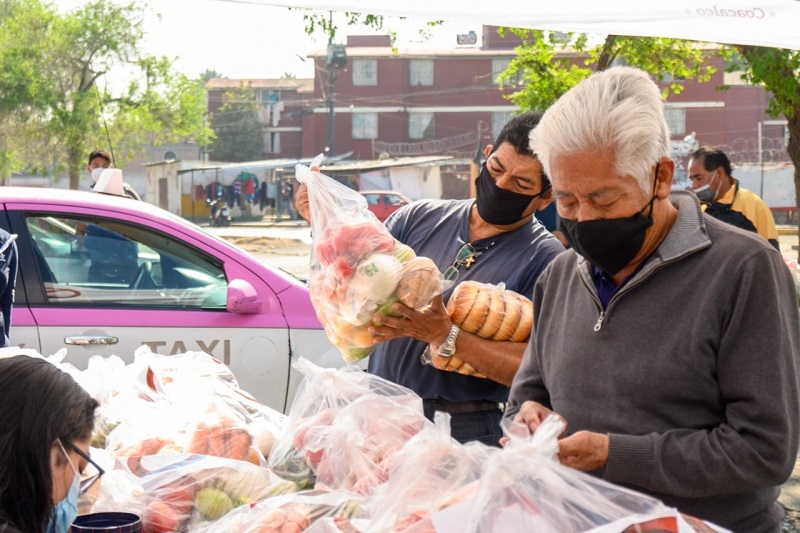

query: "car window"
left=384, top=194, right=406, bottom=206
left=25, top=214, right=228, bottom=309
left=363, top=194, right=381, bottom=205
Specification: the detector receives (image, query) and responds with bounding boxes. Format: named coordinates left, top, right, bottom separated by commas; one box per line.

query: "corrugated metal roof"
left=205, top=78, right=314, bottom=93
left=320, top=155, right=453, bottom=172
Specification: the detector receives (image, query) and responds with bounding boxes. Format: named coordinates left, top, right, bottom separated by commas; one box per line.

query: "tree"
left=209, top=84, right=264, bottom=162
left=199, top=69, right=225, bottom=84
left=0, top=0, right=212, bottom=188
left=497, top=30, right=715, bottom=112
left=730, top=47, right=800, bottom=260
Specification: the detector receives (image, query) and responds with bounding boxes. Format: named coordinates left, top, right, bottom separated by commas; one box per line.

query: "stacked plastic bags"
left=31, top=347, right=730, bottom=532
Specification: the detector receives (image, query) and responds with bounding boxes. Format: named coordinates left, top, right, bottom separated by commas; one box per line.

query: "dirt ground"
left=224, top=236, right=312, bottom=279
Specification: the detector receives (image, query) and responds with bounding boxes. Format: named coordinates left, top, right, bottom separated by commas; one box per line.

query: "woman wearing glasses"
left=0, top=355, right=100, bottom=533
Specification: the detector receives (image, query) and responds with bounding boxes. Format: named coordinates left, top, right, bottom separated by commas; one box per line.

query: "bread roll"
left=461, top=289, right=491, bottom=333
left=447, top=282, right=478, bottom=326
left=513, top=300, right=533, bottom=343
left=478, top=291, right=505, bottom=339
left=495, top=297, right=523, bottom=341
left=395, top=256, right=441, bottom=309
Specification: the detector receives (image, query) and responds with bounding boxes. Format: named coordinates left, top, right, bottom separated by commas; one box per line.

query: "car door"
left=5, top=205, right=293, bottom=411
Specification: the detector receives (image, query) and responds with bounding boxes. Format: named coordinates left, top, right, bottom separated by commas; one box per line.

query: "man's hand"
left=295, top=182, right=311, bottom=223
left=513, top=401, right=568, bottom=436
left=369, top=295, right=452, bottom=346
left=557, top=431, right=609, bottom=472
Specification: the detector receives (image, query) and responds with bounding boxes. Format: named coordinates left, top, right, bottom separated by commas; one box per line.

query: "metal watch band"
left=437, top=324, right=460, bottom=357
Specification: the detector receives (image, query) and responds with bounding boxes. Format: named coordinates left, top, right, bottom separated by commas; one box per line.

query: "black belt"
left=423, top=399, right=505, bottom=416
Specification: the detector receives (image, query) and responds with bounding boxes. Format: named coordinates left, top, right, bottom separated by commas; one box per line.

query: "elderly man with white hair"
left=505, top=67, right=800, bottom=531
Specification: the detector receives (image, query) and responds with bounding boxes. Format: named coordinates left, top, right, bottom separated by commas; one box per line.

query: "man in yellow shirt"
left=688, top=146, right=780, bottom=250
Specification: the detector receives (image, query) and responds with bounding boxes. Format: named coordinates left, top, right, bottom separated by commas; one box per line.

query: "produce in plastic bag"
left=137, top=347, right=286, bottom=456
left=365, top=413, right=494, bottom=533
left=269, top=358, right=429, bottom=493
left=296, top=155, right=448, bottom=363
left=93, top=454, right=297, bottom=532
left=104, top=392, right=266, bottom=466
left=304, top=394, right=429, bottom=495
left=194, top=491, right=363, bottom=533
left=458, top=416, right=728, bottom=533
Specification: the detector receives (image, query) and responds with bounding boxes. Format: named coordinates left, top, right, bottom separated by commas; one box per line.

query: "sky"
left=51, top=0, right=477, bottom=81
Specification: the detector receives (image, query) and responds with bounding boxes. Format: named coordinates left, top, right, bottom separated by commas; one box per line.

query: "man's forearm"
left=448, top=331, right=526, bottom=386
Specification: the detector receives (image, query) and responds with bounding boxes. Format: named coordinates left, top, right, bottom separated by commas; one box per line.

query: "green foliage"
left=0, top=0, right=212, bottom=187
left=199, top=69, right=225, bottom=84
left=733, top=47, right=800, bottom=119
left=295, top=9, right=442, bottom=50
left=209, top=85, right=264, bottom=162
left=498, top=29, right=717, bottom=112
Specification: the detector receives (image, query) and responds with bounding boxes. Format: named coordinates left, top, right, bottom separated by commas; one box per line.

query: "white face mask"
left=90, top=168, right=106, bottom=184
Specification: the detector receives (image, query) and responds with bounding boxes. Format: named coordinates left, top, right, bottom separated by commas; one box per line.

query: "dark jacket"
left=0, top=229, right=18, bottom=348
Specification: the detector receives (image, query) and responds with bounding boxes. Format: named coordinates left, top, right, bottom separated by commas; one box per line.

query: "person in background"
left=506, top=66, right=799, bottom=531
left=688, top=145, right=779, bottom=249
left=0, top=229, right=17, bottom=348
left=0, top=355, right=100, bottom=533
left=296, top=112, right=564, bottom=446
left=86, top=149, right=141, bottom=201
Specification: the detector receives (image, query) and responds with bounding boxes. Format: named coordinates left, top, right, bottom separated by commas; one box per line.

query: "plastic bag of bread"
left=420, top=281, right=533, bottom=379
left=447, top=281, right=533, bottom=342
left=297, top=155, right=449, bottom=363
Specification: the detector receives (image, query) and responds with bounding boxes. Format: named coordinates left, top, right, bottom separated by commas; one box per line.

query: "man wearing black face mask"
left=506, top=67, right=800, bottom=532
left=294, top=112, right=564, bottom=446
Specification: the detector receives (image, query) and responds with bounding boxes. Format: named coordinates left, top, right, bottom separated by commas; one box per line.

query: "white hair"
left=530, top=67, right=671, bottom=192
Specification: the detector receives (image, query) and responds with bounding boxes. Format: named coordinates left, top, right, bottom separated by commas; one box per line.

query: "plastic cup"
left=70, top=512, right=142, bottom=533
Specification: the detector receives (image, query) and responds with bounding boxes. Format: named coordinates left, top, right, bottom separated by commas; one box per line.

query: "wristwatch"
left=437, top=324, right=460, bottom=358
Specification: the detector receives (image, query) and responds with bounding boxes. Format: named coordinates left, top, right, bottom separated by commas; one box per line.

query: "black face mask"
left=560, top=167, right=660, bottom=277
left=475, top=163, right=549, bottom=226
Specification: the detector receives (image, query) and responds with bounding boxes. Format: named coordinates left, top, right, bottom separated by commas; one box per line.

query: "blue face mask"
left=48, top=442, right=80, bottom=533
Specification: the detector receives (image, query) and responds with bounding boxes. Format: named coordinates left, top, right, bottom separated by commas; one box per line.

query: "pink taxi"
left=0, top=187, right=342, bottom=412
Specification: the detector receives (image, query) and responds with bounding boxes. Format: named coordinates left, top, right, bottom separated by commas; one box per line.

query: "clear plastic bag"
left=296, top=156, right=448, bottom=363
left=268, top=358, right=430, bottom=494
left=92, top=453, right=296, bottom=532
left=446, top=281, right=533, bottom=343
left=457, top=416, right=729, bottom=533
left=420, top=281, right=534, bottom=379
left=365, top=413, right=495, bottom=533
left=194, top=491, right=363, bottom=533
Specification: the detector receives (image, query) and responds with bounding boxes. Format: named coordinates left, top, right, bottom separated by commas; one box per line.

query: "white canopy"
left=250, top=1, right=800, bottom=50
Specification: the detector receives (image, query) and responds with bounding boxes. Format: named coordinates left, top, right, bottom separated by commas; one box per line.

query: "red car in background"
left=360, top=190, right=412, bottom=222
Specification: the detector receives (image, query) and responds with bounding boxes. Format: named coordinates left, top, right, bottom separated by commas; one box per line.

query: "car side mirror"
left=226, top=279, right=263, bottom=314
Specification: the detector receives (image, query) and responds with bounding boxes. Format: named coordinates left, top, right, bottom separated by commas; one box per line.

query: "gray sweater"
left=507, top=191, right=800, bottom=532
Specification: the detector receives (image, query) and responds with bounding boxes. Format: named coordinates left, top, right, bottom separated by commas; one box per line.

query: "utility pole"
left=325, top=11, right=346, bottom=157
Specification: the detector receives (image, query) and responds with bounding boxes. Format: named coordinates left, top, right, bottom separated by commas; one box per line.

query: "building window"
left=352, top=59, right=377, bottom=86
left=264, top=131, right=281, bottom=153
left=664, top=108, right=686, bottom=136
left=409, top=112, right=434, bottom=139
left=409, top=59, right=434, bottom=86
left=352, top=113, right=378, bottom=139
left=492, top=58, right=511, bottom=85
left=492, top=111, right=514, bottom=140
